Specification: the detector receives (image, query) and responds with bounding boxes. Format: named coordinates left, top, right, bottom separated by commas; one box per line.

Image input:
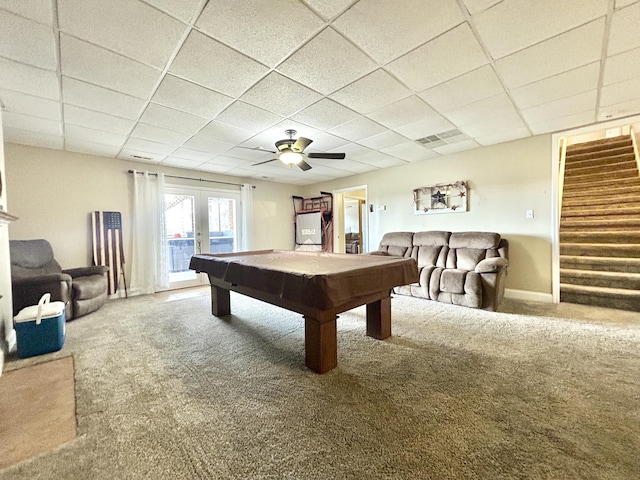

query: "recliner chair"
left=9, top=239, right=109, bottom=320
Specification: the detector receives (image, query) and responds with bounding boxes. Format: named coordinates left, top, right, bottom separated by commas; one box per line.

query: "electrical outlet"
left=526, top=209, right=534, bottom=219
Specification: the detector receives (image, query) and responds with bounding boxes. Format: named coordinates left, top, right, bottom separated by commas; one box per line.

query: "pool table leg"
left=366, top=296, right=391, bottom=339
left=304, top=314, right=337, bottom=374
left=210, top=284, right=231, bottom=317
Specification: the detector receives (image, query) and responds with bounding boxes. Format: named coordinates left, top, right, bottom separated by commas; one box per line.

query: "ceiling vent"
left=416, top=129, right=467, bottom=149
left=131, top=154, right=154, bottom=161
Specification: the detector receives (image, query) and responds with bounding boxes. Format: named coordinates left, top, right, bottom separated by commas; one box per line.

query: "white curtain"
left=130, top=171, right=169, bottom=295
left=240, top=184, right=254, bottom=251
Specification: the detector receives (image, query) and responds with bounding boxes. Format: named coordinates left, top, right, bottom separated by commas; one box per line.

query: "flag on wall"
left=92, top=211, right=126, bottom=296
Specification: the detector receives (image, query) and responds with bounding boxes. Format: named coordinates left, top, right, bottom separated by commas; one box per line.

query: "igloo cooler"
left=14, top=293, right=66, bottom=358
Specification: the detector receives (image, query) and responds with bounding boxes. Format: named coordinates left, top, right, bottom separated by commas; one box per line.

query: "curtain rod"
left=127, top=170, right=254, bottom=188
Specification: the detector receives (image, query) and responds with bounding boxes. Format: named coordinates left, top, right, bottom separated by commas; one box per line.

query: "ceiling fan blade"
left=251, top=158, right=279, bottom=166
left=239, top=146, right=278, bottom=154
left=292, top=137, right=313, bottom=152
left=297, top=160, right=312, bottom=171
left=306, top=152, right=346, bottom=159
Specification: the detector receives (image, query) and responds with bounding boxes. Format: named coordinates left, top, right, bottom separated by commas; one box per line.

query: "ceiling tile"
left=65, top=137, right=122, bottom=157
left=0, top=89, right=61, bottom=121
left=2, top=111, right=62, bottom=136
left=331, top=142, right=375, bottom=159
left=65, top=124, right=127, bottom=146
left=394, top=115, right=456, bottom=140
left=608, top=2, right=640, bottom=56
left=460, top=111, right=528, bottom=138
left=528, top=110, right=596, bottom=135
left=181, top=134, right=233, bottom=154
left=277, top=27, right=377, bottom=95
left=152, top=74, right=232, bottom=119
left=461, top=0, right=501, bottom=15
left=60, top=34, right=162, bottom=99
left=304, top=132, right=350, bottom=152
left=130, top=123, right=192, bottom=146
left=215, top=101, right=283, bottom=132
left=169, top=30, right=269, bottom=97
left=0, top=9, right=57, bottom=70
left=161, top=157, right=205, bottom=169
left=303, top=0, right=356, bottom=20
left=203, top=155, right=252, bottom=168
left=387, top=23, right=489, bottom=91
left=510, top=62, right=600, bottom=110
left=139, top=102, right=209, bottom=134
left=358, top=130, right=409, bottom=149
left=475, top=126, right=531, bottom=146
left=62, top=77, right=146, bottom=120
left=291, top=98, right=360, bottom=130
left=0, top=58, right=59, bottom=100
left=598, top=97, right=640, bottom=121
left=432, top=139, right=480, bottom=155
left=600, top=76, right=640, bottom=107
left=240, top=72, right=322, bottom=117
left=171, top=147, right=216, bottom=162
left=196, top=0, right=324, bottom=67
left=58, top=0, right=187, bottom=69
left=328, top=116, right=386, bottom=141
left=603, top=46, right=640, bottom=85
left=195, top=162, right=235, bottom=174
left=367, top=96, right=436, bottom=129
left=472, top=0, right=608, bottom=59
left=614, top=0, right=637, bottom=8
left=123, top=137, right=176, bottom=155
left=333, top=0, right=465, bottom=64
left=521, top=90, right=597, bottom=125
left=0, top=0, right=53, bottom=24
left=3, top=127, right=63, bottom=150
left=419, top=65, right=505, bottom=112
left=63, top=104, right=135, bottom=135
left=495, top=19, right=605, bottom=89
left=118, top=149, right=164, bottom=163
left=198, top=121, right=256, bottom=145
left=141, top=0, right=202, bottom=23
left=443, top=93, right=517, bottom=126
left=321, top=158, right=374, bottom=173
left=380, top=142, right=438, bottom=162
left=330, top=69, right=412, bottom=114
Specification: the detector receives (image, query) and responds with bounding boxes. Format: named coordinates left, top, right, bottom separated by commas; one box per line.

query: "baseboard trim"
left=505, top=288, right=554, bottom=303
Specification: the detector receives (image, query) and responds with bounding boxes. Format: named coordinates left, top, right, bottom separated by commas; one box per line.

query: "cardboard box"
left=14, top=295, right=66, bottom=358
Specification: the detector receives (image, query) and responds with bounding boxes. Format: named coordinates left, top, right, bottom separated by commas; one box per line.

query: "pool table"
left=189, top=249, right=418, bottom=373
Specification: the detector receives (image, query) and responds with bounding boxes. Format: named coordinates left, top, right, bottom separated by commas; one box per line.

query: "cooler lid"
left=14, top=302, right=66, bottom=323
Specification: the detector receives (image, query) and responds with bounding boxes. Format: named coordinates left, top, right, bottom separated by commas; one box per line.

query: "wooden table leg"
left=366, top=296, right=391, bottom=339
left=210, top=283, right=231, bottom=317
left=304, top=314, right=337, bottom=374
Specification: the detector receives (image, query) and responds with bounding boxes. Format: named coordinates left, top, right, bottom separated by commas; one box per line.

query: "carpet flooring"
left=1, top=292, right=639, bottom=479
left=0, top=356, right=76, bottom=469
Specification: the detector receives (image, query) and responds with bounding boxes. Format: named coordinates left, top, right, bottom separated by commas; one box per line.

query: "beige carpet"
left=0, top=356, right=77, bottom=468
left=1, top=292, right=639, bottom=479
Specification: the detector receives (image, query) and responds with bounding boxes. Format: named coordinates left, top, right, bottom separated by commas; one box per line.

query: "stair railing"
left=558, top=137, right=568, bottom=212
left=631, top=126, right=640, bottom=177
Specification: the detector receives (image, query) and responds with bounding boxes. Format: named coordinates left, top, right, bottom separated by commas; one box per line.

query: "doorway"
left=164, top=185, right=240, bottom=290
left=333, top=186, right=368, bottom=253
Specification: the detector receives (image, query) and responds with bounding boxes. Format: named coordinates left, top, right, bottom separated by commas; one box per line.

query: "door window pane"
left=208, top=197, right=236, bottom=253
left=165, top=194, right=196, bottom=279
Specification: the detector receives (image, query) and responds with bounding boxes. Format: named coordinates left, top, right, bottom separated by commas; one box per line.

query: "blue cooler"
left=14, top=293, right=66, bottom=358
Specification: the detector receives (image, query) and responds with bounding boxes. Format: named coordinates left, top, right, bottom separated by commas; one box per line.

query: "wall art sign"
left=413, top=180, right=468, bottom=215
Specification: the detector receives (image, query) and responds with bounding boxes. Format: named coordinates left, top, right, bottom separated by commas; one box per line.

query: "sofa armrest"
left=63, top=266, right=109, bottom=278
left=13, top=273, right=73, bottom=288
left=362, top=250, right=390, bottom=256
left=475, top=257, right=508, bottom=274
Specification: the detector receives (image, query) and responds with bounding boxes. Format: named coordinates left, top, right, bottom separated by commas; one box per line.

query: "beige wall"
left=306, top=134, right=554, bottom=295
left=4, top=143, right=303, bottom=287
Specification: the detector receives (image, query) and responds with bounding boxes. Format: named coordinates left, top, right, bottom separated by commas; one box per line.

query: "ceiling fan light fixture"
left=280, top=149, right=303, bottom=165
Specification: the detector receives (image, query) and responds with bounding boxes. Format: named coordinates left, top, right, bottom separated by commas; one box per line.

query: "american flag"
left=92, top=211, right=126, bottom=296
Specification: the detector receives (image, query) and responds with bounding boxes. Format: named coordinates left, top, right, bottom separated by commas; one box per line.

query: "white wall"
left=4, top=144, right=303, bottom=285
left=305, top=134, right=554, bottom=295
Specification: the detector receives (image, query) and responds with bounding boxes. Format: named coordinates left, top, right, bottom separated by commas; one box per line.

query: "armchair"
left=10, top=239, right=109, bottom=320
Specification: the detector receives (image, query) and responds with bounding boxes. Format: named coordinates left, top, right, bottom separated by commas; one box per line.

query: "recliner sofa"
left=369, top=231, right=509, bottom=311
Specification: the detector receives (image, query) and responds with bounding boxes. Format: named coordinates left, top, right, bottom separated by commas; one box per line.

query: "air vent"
left=416, top=129, right=467, bottom=149
left=131, top=154, right=154, bottom=161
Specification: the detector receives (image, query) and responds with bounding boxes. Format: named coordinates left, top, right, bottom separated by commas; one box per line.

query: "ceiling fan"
left=244, top=129, right=346, bottom=171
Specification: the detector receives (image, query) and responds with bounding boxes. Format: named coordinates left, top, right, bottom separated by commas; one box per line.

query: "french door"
left=164, top=186, right=240, bottom=290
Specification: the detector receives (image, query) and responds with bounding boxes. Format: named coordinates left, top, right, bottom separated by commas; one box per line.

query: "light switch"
left=526, top=209, right=534, bottom=219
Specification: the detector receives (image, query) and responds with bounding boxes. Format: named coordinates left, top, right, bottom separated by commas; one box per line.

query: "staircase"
left=560, top=135, right=640, bottom=311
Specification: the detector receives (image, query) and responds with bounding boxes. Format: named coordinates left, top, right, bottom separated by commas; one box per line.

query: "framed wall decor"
left=413, top=180, right=468, bottom=215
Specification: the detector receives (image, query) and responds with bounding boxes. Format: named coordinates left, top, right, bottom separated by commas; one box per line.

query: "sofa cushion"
left=440, top=269, right=466, bottom=294
left=379, top=231, right=413, bottom=257
left=413, top=231, right=450, bottom=246
left=449, top=232, right=500, bottom=249
left=72, top=275, right=108, bottom=300
left=448, top=248, right=488, bottom=271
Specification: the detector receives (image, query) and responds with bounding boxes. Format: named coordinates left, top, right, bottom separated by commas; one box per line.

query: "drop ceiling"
left=1, top=0, right=640, bottom=186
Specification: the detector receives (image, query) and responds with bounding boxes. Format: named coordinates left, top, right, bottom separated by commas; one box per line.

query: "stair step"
left=560, top=217, right=640, bottom=229
left=562, top=197, right=640, bottom=209
left=561, top=205, right=640, bottom=217
left=565, top=145, right=635, bottom=163
left=560, top=231, right=640, bottom=243
left=560, top=283, right=640, bottom=311
left=563, top=177, right=640, bottom=192
left=560, top=255, right=640, bottom=273
left=563, top=168, right=640, bottom=184
left=560, top=268, right=640, bottom=289
left=560, top=243, right=640, bottom=258
left=566, top=137, right=632, bottom=155
left=564, top=159, right=637, bottom=177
